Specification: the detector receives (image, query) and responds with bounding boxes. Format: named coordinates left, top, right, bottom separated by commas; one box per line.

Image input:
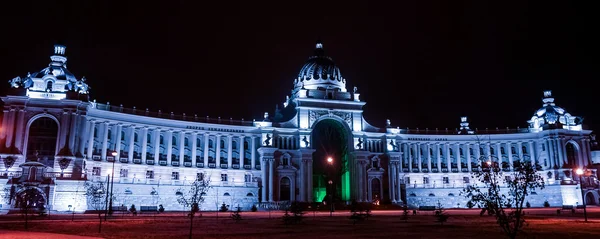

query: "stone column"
left=436, top=143, right=442, bottom=172
left=559, top=138, right=567, bottom=167
left=407, top=143, right=413, bottom=172
left=446, top=143, right=451, bottom=171
left=68, top=112, right=78, bottom=153
left=86, top=120, right=96, bottom=159
left=546, top=139, right=554, bottom=169
left=58, top=110, right=70, bottom=151
left=528, top=141, right=536, bottom=166
left=101, top=122, right=109, bottom=160
left=417, top=143, right=422, bottom=172
left=153, top=128, right=161, bottom=161
left=215, top=135, right=221, bottom=166
left=455, top=144, right=461, bottom=171
left=115, top=124, right=122, bottom=158
left=239, top=136, right=245, bottom=169
left=300, top=158, right=306, bottom=201
left=166, top=130, right=173, bottom=165
left=308, top=158, right=313, bottom=202
left=427, top=144, right=432, bottom=171
left=506, top=142, right=513, bottom=170
left=79, top=118, right=91, bottom=156
left=496, top=143, right=502, bottom=170
left=191, top=132, right=198, bottom=165
left=179, top=131, right=185, bottom=163
left=251, top=136, right=256, bottom=169
left=396, top=163, right=401, bottom=202
left=203, top=134, right=209, bottom=167
left=227, top=135, right=233, bottom=169
left=1, top=108, right=10, bottom=147
left=141, top=127, right=148, bottom=161
left=465, top=144, right=472, bottom=171
left=128, top=126, right=135, bottom=162
left=390, top=161, right=396, bottom=202
left=268, top=159, right=274, bottom=202
left=14, top=108, right=26, bottom=150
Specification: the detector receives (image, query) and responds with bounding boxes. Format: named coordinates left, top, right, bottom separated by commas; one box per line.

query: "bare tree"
left=5, top=184, right=46, bottom=230
left=84, top=181, right=108, bottom=233
left=462, top=135, right=545, bottom=239
left=177, top=175, right=212, bottom=239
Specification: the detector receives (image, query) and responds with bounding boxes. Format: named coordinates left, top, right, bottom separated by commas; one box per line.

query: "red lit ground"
left=0, top=208, right=599, bottom=239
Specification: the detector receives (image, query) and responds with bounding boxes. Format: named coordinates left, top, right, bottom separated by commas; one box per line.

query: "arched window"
left=26, top=117, right=59, bottom=161
left=246, top=193, right=254, bottom=197
left=209, top=140, right=214, bottom=148
left=511, top=146, right=516, bottom=154
left=448, top=193, right=455, bottom=197
left=184, top=138, right=189, bottom=147
left=490, top=147, right=495, bottom=155
left=522, top=146, right=527, bottom=154
left=172, top=136, right=177, bottom=146
left=196, top=138, right=201, bottom=146
left=108, top=130, right=112, bottom=140
left=232, top=142, right=237, bottom=150
left=501, top=147, right=505, bottom=154
left=428, top=193, right=435, bottom=197
left=430, top=148, right=434, bottom=156
left=121, top=132, right=125, bottom=141
left=94, top=127, right=98, bottom=138
left=220, top=140, right=225, bottom=148
left=134, top=133, right=138, bottom=142
left=244, top=141, right=249, bottom=150
left=224, top=193, right=231, bottom=196
left=566, top=143, right=578, bottom=166
left=160, top=135, right=164, bottom=145
left=46, top=81, right=53, bottom=91
left=449, top=149, right=453, bottom=156
left=480, top=147, right=484, bottom=155
left=147, top=134, right=152, bottom=143
left=280, top=177, right=291, bottom=201
left=459, top=148, right=463, bottom=155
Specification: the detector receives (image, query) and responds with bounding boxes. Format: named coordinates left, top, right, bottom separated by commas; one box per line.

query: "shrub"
left=282, top=201, right=305, bottom=225
left=466, top=201, right=474, bottom=209
left=129, top=204, right=137, bottom=216
left=251, top=204, right=258, bottom=212
left=434, top=201, right=449, bottom=225
left=348, top=200, right=372, bottom=224
left=400, top=206, right=409, bottom=222
left=219, top=203, right=229, bottom=212
left=543, top=201, right=550, bottom=208
left=158, top=204, right=165, bottom=213
left=526, top=201, right=531, bottom=208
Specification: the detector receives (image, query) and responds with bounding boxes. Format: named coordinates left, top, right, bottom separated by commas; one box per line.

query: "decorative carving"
left=3, top=156, right=16, bottom=170
left=389, top=140, right=398, bottom=151
left=263, top=134, right=272, bottom=146
left=309, top=110, right=352, bottom=127
left=58, top=158, right=71, bottom=171
left=302, top=136, right=310, bottom=148
left=356, top=138, right=363, bottom=150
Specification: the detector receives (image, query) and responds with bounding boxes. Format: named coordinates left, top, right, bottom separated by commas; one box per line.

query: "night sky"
left=1, top=1, right=599, bottom=131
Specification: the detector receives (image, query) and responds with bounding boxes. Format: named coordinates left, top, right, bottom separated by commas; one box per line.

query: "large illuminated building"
left=1, top=42, right=599, bottom=212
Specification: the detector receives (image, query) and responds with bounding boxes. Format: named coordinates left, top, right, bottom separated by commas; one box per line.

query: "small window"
left=171, top=172, right=179, bottom=180
left=443, top=177, right=449, bottom=184
left=146, top=170, right=154, bottom=179
left=209, top=139, right=214, bottom=148
left=220, top=140, right=225, bottom=148
left=196, top=138, right=201, bottom=146
left=185, top=138, right=189, bottom=147
left=490, top=147, right=495, bottom=155
left=196, top=172, right=204, bottom=181
left=173, top=136, right=177, bottom=146
left=459, top=148, right=463, bottom=155
left=501, top=147, right=505, bottom=154
left=120, top=169, right=128, bottom=178
left=108, top=130, right=112, bottom=140
left=428, top=193, right=435, bottom=197
left=511, top=146, right=517, bottom=154
left=92, top=167, right=101, bottom=176
left=448, top=193, right=455, bottom=197
left=94, top=128, right=98, bottom=138
left=124, top=189, right=133, bottom=194
left=122, top=131, right=126, bottom=141
left=480, top=147, right=484, bottom=155
left=463, top=177, right=470, bottom=184
left=224, top=192, right=230, bottom=196
left=542, top=144, right=546, bottom=151
left=175, top=191, right=183, bottom=196
left=244, top=141, right=249, bottom=150
left=449, top=149, right=453, bottom=156
left=244, top=174, right=252, bottom=182
left=469, top=148, right=474, bottom=155
left=423, top=177, right=430, bottom=184
left=405, top=177, right=411, bottom=184
left=160, top=135, right=164, bottom=145
left=282, top=157, right=289, bottom=166
left=46, top=81, right=53, bottom=91
left=221, top=173, right=228, bottom=182
left=147, top=134, right=152, bottom=142
left=522, top=146, right=527, bottom=154
left=409, top=193, right=417, bottom=197
left=134, top=133, right=138, bottom=142
left=232, top=142, right=237, bottom=150
left=246, top=193, right=254, bottom=197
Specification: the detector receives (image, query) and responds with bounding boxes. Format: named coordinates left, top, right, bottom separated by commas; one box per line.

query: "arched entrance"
left=280, top=177, right=291, bottom=201
left=26, top=117, right=59, bottom=166
left=371, top=178, right=381, bottom=204
left=565, top=142, right=579, bottom=167
left=311, top=119, right=352, bottom=203
left=14, top=186, right=47, bottom=211
left=585, top=192, right=597, bottom=205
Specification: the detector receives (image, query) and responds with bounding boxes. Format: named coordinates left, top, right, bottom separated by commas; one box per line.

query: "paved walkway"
left=0, top=230, right=103, bottom=239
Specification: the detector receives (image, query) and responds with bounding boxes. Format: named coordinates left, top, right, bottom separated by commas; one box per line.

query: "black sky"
left=1, top=1, right=599, bottom=131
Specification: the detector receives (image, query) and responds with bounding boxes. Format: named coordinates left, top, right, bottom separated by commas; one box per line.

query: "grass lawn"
left=0, top=209, right=598, bottom=238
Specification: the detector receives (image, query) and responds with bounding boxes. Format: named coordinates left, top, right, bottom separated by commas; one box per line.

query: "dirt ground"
left=0, top=209, right=599, bottom=239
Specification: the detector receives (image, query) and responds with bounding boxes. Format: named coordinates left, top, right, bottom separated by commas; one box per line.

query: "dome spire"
left=314, top=39, right=325, bottom=56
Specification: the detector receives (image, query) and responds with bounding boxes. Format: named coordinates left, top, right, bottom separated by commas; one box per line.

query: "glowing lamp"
left=111, top=151, right=118, bottom=157
left=327, top=157, right=333, bottom=164
left=576, top=168, right=584, bottom=175
left=486, top=161, right=492, bottom=166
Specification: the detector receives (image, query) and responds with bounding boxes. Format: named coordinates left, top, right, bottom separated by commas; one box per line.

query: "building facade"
left=1, top=42, right=599, bottom=212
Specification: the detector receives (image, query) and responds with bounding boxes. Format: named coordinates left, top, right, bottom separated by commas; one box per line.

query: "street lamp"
left=576, top=168, right=588, bottom=222
left=107, top=151, right=117, bottom=219
left=327, top=157, right=334, bottom=217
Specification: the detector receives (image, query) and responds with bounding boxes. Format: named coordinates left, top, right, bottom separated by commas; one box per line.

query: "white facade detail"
left=1, top=43, right=599, bottom=213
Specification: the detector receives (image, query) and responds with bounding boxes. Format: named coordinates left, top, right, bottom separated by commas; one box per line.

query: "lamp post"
left=327, top=157, right=333, bottom=217
left=107, top=151, right=117, bottom=218
left=576, top=168, right=588, bottom=222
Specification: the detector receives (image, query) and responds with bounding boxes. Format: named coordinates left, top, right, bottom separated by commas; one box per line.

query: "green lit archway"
left=311, top=118, right=352, bottom=203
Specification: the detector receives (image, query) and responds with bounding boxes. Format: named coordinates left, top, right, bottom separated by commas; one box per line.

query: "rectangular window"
left=405, top=177, right=410, bottom=184
left=463, top=177, right=470, bottom=184
left=146, top=170, right=154, bottom=179
left=92, top=167, right=101, bottom=176
left=221, top=173, right=228, bottom=182
left=196, top=172, right=204, bottom=181
left=423, top=177, right=430, bottom=184
left=171, top=172, right=179, bottom=180
left=120, top=169, right=128, bottom=178
left=443, top=177, right=449, bottom=184
left=542, top=144, right=546, bottom=151
left=244, top=174, right=252, bottom=182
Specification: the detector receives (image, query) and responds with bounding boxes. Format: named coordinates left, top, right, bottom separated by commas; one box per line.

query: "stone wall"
left=405, top=184, right=578, bottom=209
left=51, top=181, right=259, bottom=212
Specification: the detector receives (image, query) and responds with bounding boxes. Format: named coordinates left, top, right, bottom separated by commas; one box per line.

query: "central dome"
left=293, top=41, right=346, bottom=92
